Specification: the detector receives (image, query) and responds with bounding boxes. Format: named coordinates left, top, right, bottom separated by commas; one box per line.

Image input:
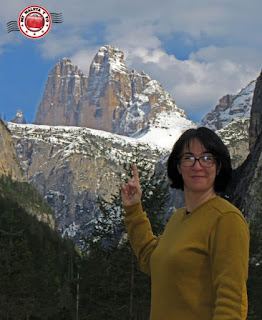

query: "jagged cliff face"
left=216, top=118, right=250, bottom=169
left=34, top=45, right=190, bottom=136
left=200, top=80, right=256, bottom=131
left=0, top=120, right=24, bottom=181
left=7, top=123, right=165, bottom=245
left=225, top=132, right=262, bottom=220
left=200, top=78, right=258, bottom=169
left=35, top=58, right=88, bottom=126
left=249, top=71, right=262, bottom=149
left=0, top=120, right=55, bottom=228
left=118, top=78, right=188, bottom=136
left=200, top=72, right=262, bottom=219
left=224, top=71, right=262, bottom=220
left=77, top=46, right=132, bottom=132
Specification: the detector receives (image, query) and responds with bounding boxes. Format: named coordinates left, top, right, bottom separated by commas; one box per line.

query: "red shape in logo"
left=26, top=14, right=45, bottom=30
left=18, top=5, right=51, bottom=39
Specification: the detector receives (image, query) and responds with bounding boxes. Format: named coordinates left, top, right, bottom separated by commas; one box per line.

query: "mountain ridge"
left=34, top=45, right=194, bottom=139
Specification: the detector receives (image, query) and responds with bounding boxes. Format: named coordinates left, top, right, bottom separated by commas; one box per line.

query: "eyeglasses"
left=180, top=154, right=216, bottom=168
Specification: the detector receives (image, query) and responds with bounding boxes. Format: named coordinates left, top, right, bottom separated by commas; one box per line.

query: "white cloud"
left=189, top=46, right=262, bottom=67
left=120, top=44, right=260, bottom=120
left=70, top=48, right=99, bottom=76
left=38, top=29, right=89, bottom=59
left=2, top=0, right=261, bottom=48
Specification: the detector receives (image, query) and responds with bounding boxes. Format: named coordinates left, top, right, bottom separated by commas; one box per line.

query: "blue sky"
left=0, top=0, right=262, bottom=124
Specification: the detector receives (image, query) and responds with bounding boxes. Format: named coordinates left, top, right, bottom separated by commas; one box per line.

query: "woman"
left=121, top=127, right=249, bottom=320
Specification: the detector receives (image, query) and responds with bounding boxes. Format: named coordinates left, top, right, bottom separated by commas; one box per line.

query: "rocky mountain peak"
left=11, top=109, right=26, bottom=124
left=34, top=45, right=192, bottom=136
left=89, top=45, right=128, bottom=78
left=54, top=57, right=86, bottom=78
left=84, top=45, right=130, bottom=108
left=200, top=80, right=256, bottom=130
left=34, top=57, right=88, bottom=126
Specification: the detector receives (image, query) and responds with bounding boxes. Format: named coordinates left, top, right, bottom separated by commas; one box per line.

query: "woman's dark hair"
left=167, top=127, right=232, bottom=192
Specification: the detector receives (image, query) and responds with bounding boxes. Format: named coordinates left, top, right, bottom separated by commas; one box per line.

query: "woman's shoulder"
left=210, top=196, right=247, bottom=224
left=211, top=196, right=240, bottom=211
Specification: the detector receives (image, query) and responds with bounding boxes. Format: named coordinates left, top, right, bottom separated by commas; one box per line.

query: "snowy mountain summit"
left=34, top=45, right=195, bottom=146
left=200, top=80, right=256, bottom=130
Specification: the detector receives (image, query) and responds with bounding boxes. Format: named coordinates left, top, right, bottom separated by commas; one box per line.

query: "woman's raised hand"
left=121, top=164, right=142, bottom=206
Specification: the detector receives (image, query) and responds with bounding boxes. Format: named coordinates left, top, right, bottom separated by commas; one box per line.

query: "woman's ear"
left=216, top=163, right=221, bottom=175
left=177, top=164, right=181, bottom=174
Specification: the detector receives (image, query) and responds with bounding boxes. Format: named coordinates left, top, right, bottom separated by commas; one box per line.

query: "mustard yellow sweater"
left=124, top=196, right=249, bottom=320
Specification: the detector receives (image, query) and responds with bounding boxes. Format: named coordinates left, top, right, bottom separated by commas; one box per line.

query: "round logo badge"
left=18, top=5, right=51, bottom=39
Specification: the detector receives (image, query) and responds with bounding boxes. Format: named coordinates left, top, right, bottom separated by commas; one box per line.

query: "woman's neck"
left=184, top=188, right=217, bottom=213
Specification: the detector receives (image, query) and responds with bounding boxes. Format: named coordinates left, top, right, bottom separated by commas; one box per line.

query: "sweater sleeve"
left=209, top=212, right=250, bottom=320
left=123, top=202, right=158, bottom=275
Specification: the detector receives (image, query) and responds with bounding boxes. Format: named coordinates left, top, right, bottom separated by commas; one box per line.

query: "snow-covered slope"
left=118, top=74, right=196, bottom=144
left=8, top=116, right=195, bottom=156
left=134, top=110, right=196, bottom=149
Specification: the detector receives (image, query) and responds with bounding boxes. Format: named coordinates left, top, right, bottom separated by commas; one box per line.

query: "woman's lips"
left=191, top=175, right=205, bottom=179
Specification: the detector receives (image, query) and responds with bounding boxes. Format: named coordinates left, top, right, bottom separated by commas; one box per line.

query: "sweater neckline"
left=183, top=196, right=220, bottom=218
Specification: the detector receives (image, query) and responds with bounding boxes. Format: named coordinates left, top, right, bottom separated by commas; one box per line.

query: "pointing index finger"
left=132, top=164, right=139, bottom=184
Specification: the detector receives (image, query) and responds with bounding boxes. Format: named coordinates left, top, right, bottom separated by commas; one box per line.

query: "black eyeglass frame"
left=179, top=154, right=216, bottom=168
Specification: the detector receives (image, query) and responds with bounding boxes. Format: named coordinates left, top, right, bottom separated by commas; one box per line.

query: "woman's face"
left=179, top=138, right=217, bottom=195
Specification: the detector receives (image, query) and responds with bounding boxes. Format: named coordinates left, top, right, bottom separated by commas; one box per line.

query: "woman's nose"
left=192, top=159, right=203, bottom=169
